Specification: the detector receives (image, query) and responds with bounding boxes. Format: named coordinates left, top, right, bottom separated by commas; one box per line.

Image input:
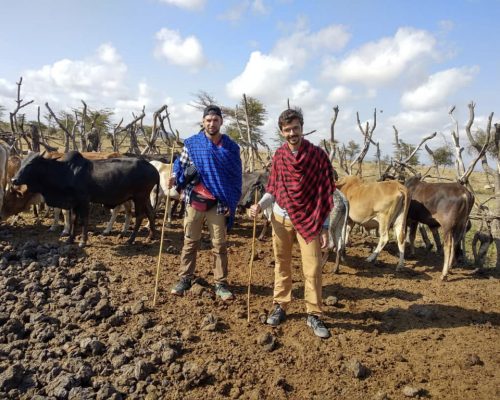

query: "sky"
left=0, top=0, right=499, bottom=162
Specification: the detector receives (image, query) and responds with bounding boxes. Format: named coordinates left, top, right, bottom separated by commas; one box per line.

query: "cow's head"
left=11, top=152, right=45, bottom=188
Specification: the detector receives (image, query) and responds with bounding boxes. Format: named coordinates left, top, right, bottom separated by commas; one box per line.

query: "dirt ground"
left=1, top=207, right=499, bottom=400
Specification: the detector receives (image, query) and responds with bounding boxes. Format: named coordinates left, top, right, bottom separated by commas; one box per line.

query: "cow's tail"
left=398, top=185, right=411, bottom=245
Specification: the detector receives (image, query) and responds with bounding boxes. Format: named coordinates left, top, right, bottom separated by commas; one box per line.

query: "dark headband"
left=203, top=105, right=222, bottom=118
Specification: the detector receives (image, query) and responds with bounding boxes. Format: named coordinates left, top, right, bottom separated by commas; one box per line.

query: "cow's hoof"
left=126, top=238, right=135, bottom=245
left=366, top=254, right=377, bottom=263
left=440, top=274, right=448, bottom=282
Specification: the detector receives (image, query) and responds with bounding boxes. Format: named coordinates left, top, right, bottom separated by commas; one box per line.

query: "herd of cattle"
left=0, top=144, right=474, bottom=281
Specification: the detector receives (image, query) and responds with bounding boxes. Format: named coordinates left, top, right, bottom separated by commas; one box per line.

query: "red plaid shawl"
left=267, top=139, right=335, bottom=243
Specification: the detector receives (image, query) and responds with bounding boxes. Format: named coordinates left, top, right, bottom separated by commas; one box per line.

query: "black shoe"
left=266, top=304, right=286, bottom=326
left=170, top=277, right=192, bottom=296
left=307, top=314, right=330, bottom=338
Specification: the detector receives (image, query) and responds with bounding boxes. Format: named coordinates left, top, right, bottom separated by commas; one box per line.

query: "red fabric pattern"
left=266, top=139, right=335, bottom=243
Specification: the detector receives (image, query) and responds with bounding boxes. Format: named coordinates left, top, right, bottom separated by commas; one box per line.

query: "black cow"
left=12, top=151, right=160, bottom=247
left=238, top=171, right=270, bottom=240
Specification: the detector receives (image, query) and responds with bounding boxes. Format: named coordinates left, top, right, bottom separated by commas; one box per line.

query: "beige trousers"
left=271, top=213, right=323, bottom=315
left=179, top=204, right=228, bottom=283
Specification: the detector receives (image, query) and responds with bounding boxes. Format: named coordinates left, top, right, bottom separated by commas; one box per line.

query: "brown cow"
left=405, top=175, right=474, bottom=280
left=336, top=175, right=410, bottom=270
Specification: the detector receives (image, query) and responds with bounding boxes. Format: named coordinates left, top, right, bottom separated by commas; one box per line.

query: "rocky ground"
left=0, top=208, right=498, bottom=400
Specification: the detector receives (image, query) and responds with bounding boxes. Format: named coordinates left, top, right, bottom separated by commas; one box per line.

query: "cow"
left=0, top=143, right=9, bottom=212
left=12, top=151, right=160, bottom=247
left=102, top=159, right=183, bottom=235
left=322, top=189, right=350, bottom=273
left=238, top=171, right=271, bottom=240
left=336, top=175, right=410, bottom=270
left=404, top=175, right=474, bottom=280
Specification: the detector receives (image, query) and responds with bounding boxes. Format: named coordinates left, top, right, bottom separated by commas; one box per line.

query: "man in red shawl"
left=250, top=108, right=335, bottom=338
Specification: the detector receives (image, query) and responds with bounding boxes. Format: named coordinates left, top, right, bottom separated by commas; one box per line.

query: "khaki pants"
left=179, top=204, right=228, bottom=284
left=271, top=213, right=323, bottom=315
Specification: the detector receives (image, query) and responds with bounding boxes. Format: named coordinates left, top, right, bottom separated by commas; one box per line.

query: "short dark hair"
left=278, top=108, right=303, bottom=130
left=203, top=105, right=223, bottom=119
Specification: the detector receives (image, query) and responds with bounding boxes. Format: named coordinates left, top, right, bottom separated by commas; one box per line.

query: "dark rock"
left=0, top=363, right=25, bottom=392
left=464, top=353, right=484, bottom=367
left=80, top=337, right=106, bottom=356
left=134, top=360, right=156, bottom=381
left=182, top=361, right=208, bottom=388
left=257, top=332, right=277, bottom=352
left=96, top=383, right=122, bottom=400
left=200, top=314, right=219, bottom=332
left=347, top=359, right=369, bottom=379
left=94, top=299, right=115, bottom=319
left=131, top=301, right=145, bottom=315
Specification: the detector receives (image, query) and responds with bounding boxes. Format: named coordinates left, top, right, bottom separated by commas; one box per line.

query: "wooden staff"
left=247, top=190, right=259, bottom=322
left=153, top=144, right=176, bottom=307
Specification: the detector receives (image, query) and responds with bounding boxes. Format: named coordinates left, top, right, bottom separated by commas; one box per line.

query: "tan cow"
left=336, top=175, right=410, bottom=270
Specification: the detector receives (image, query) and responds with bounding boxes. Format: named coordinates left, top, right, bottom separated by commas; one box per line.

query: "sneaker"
left=215, top=283, right=235, bottom=301
left=170, top=277, right=192, bottom=296
left=307, top=314, right=330, bottom=338
left=266, top=304, right=286, bottom=326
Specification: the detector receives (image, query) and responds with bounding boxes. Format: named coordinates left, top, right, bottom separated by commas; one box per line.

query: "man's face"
left=280, top=118, right=303, bottom=147
left=203, top=114, right=223, bottom=136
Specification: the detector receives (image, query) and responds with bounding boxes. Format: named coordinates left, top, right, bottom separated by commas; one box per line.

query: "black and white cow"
left=12, top=151, right=160, bottom=246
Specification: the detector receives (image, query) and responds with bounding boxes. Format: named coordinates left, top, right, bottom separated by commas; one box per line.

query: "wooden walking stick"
left=153, top=144, right=176, bottom=307
left=247, top=190, right=259, bottom=322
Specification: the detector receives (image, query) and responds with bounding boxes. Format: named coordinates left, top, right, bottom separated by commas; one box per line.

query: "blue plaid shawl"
left=184, top=131, right=242, bottom=229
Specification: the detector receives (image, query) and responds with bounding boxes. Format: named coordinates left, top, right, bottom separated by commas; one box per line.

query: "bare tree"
left=350, top=108, right=377, bottom=176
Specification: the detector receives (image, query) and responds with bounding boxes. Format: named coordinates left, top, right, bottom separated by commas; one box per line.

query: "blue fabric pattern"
left=184, top=131, right=242, bottom=229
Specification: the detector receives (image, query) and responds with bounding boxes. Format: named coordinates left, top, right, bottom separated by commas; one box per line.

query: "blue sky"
left=0, top=0, right=498, bottom=160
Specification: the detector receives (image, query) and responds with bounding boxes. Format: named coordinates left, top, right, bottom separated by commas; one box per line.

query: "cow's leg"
left=49, top=208, right=61, bottom=232
left=430, top=227, right=443, bottom=255
left=393, top=212, right=407, bottom=270
left=103, top=205, right=121, bottom=235
left=66, top=209, right=76, bottom=244
left=418, top=224, right=433, bottom=251
left=441, top=229, right=454, bottom=281
left=145, top=199, right=157, bottom=240
left=258, top=219, right=270, bottom=241
left=408, top=220, right=418, bottom=257
left=61, top=209, right=71, bottom=237
left=79, top=206, right=90, bottom=247
left=121, top=201, right=133, bottom=236
left=366, top=219, right=389, bottom=265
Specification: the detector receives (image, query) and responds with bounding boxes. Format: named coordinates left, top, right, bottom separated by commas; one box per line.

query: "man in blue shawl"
left=170, top=105, right=242, bottom=301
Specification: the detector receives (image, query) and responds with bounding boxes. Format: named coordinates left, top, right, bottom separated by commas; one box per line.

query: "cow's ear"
left=40, top=150, right=46, bottom=157
left=13, top=189, right=23, bottom=198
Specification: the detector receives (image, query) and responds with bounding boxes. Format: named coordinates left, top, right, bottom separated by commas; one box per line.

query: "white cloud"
left=387, top=109, right=447, bottom=145
left=226, top=51, right=291, bottom=101
left=401, top=66, right=478, bottom=110
left=327, top=85, right=352, bottom=103
left=273, top=24, right=350, bottom=66
left=322, top=27, right=437, bottom=86
left=154, top=28, right=206, bottom=71
left=22, top=43, right=128, bottom=106
left=219, top=0, right=269, bottom=22
left=289, top=80, right=319, bottom=107
left=158, top=0, right=205, bottom=11
left=0, top=78, right=16, bottom=97
left=252, top=0, right=268, bottom=14
left=219, top=1, right=249, bottom=22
